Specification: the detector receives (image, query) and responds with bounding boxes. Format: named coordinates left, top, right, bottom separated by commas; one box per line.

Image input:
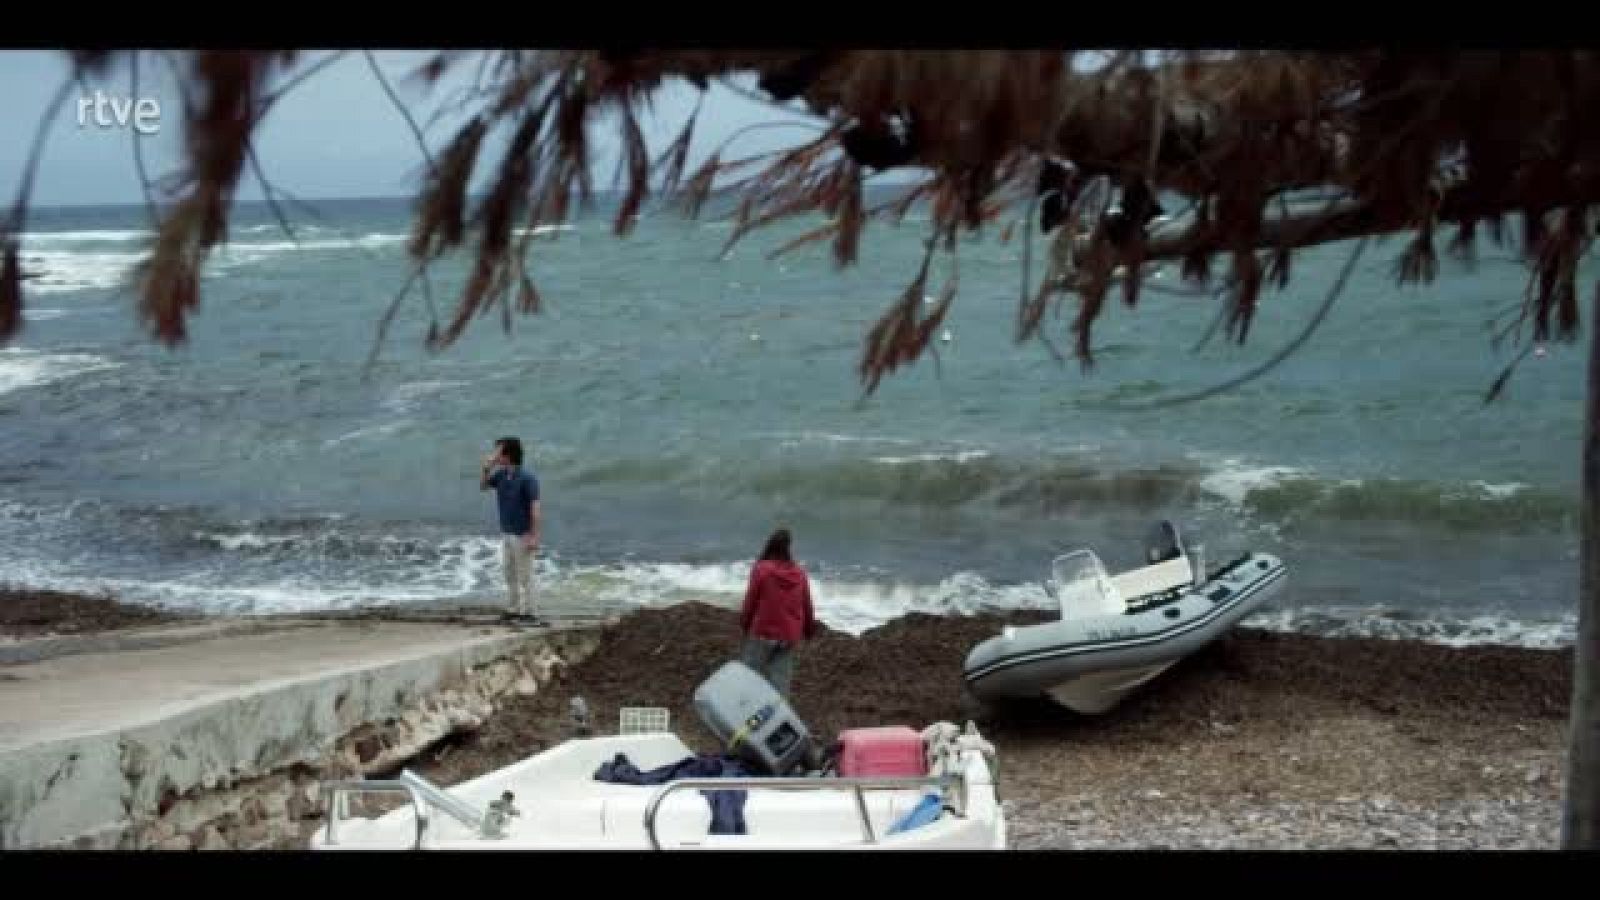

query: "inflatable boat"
left=963, top=522, right=1286, bottom=715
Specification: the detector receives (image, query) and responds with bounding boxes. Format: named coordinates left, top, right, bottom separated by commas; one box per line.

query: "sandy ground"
left=407, top=602, right=1572, bottom=850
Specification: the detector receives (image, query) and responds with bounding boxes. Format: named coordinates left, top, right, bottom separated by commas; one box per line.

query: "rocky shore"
left=407, top=602, right=1572, bottom=851
left=1, top=589, right=1573, bottom=850
left=0, top=586, right=187, bottom=638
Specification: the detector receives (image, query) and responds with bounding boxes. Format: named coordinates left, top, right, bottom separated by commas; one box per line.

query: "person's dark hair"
left=760, top=528, right=793, bottom=562
left=497, top=437, right=524, bottom=466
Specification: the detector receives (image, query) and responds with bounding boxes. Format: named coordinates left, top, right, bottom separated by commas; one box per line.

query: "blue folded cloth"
left=593, top=753, right=751, bottom=835
left=887, top=792, right=944, bottom=835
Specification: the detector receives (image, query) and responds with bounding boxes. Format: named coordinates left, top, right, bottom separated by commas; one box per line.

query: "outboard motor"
left=1143, top=520, right=1186, bottom=565
left=693, top=660, right=817, bottom=776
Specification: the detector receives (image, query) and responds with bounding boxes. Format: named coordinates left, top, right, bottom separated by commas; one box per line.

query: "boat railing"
left=641, top=774, right=966, bottom=850
left=320, top=769, right=486, bottom=849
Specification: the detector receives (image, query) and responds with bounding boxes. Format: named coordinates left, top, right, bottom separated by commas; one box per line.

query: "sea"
left=0, top=194, right=1587, bottom=647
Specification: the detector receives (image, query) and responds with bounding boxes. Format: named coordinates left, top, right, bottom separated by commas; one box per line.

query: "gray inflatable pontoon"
left=963, top=522, right=1287, bottom=714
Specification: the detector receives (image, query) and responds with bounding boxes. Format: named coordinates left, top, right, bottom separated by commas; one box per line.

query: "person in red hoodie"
left=738, top=528, right=818, bottom=698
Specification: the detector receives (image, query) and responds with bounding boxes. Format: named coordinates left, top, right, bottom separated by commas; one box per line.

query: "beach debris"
left=481, top=791, right=520, bottom=839
left=569, top=695, right=591, bottom=737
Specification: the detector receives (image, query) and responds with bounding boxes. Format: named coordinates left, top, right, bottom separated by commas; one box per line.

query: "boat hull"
left=310, top=730, right=1005, bottom=850
left=964, top=552, right=1286, bottom=714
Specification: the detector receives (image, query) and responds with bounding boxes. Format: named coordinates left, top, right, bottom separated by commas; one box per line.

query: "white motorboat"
left=963, top=521, right=1287, bottom=715
left=311, top=720, right=1005, bottom=850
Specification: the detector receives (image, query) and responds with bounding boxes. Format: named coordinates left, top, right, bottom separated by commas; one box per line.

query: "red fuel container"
left=837, top=726, right=926, bottom=778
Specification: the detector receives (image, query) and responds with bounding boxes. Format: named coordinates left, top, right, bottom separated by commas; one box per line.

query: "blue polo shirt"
left=488, top=465, right=539, bottom=535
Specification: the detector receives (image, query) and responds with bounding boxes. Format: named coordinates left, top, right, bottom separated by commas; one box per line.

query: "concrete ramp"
left=0, top=618, right=600, bottom=849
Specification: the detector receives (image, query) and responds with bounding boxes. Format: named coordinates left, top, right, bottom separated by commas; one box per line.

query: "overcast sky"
left=0, top=50, right=824, bottom=207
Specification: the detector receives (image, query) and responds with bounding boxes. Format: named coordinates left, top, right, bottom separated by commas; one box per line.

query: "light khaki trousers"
left=502, top=536, right=535, bottom=615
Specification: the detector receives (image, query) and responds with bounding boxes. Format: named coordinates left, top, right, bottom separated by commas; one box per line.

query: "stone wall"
left=1, top=628, right=600, bottom=850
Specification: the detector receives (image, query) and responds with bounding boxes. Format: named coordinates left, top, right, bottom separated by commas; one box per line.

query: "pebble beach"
left=399, top=602, right=1572, bottom=851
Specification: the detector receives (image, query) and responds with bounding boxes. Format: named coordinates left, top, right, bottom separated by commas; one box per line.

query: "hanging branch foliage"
left=5, top=49, right=1600, bottom=386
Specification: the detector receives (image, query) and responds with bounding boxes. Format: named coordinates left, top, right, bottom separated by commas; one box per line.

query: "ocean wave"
left=1243, top=607, right=1575, bottom=649
left=573, top=562, right=1055, bottom=636
left=379, top=380, right=470, bottom=414
left=3, top=531, right=1573, bottom=649
left=1197, top=460, right=1305, bottom=507
left=752, top=430, right=921, bottom=448
left=1240, top=475, right=1572, bottom=532
left=551, top=447, right=1579, bottom=533
left=514, top=224, right=574, bottom=237
left=323, top=421, right=411, bottom=448
left=0, top=570, right=464, bottom=617
left=17, top=232, right=415, bottom=293
left=224, top=234, right=409, bottom=253
left=188, top=525, right=473, bottom=565
left=19, top=250, right=142, bottom=294
left=872, top=451, right=991, bottom=465
left=594, top=563, right=1575, bottom=647
left=0, top=494, right=1573, bottom=648
left=21, top=529, right=518, bottom=615
left=18, top=241, right=324, bottom=293
left=23, top=309, right=73, bottom=321
left=0, top=349, right=121, bottom=396
left=569, top=457, right=700, bottom=487
left=737, top=455, right=1204, bottom=512
left=20, top=229, right=152, bottom=245
left=1471, top=480, right=1529, bottom=499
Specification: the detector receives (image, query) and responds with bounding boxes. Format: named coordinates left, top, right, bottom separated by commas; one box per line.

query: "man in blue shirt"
left=479, top=436, right=542, bottom=622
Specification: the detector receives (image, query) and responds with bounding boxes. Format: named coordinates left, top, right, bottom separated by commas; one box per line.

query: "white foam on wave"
left=11, top=571, right=446, bottom=617
left=1471, top=480, right=1529, bottom=500
left=20, top=250, right=143, bottom=294
left=0, top=497, right=103, bottom=526
left=1243, top=606, right=1575, bottom=649
left=559, top=560, right=1051, bottom=636
left=22, top=532, right=514, bottom=615
left=756, top=430, right=922, bottom=449
left=21, top=229, right=152, bottom=245
left=872, top=451, right=991, bottom=466
left=19, top=232, right=410, bottom=294
left=380, top=380, right=470, bottom=414
left=0, top=349, right=120, bottom=396
left=195, top=532, right=303, bottom=551
left=227, top=234, right=408, bottom=253
left=1197, top=459, right=1305, bottom=506
left=323, top=420, right=411, bottom=448
left=606, top=561, right=751, bottom=595
left=809, top=571, right=1053, bottom=636
left=514, top=224, right=574, bottom=237
left=556, top=560, right=1577, bottom=646
left=0, top=513, right=1577, bottom=649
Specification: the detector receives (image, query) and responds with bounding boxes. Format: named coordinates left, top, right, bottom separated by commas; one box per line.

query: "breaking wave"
left=562, top=450, right=1574, bottom=533
left=0, top=349, right=121, bottom=396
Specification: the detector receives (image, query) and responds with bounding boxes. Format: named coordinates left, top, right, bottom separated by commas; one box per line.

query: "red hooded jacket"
left=740, top=559, right=818, bottom=644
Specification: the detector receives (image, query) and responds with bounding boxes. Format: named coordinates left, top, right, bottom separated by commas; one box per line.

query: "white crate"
left=619, top=706, right=671, bottom=735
